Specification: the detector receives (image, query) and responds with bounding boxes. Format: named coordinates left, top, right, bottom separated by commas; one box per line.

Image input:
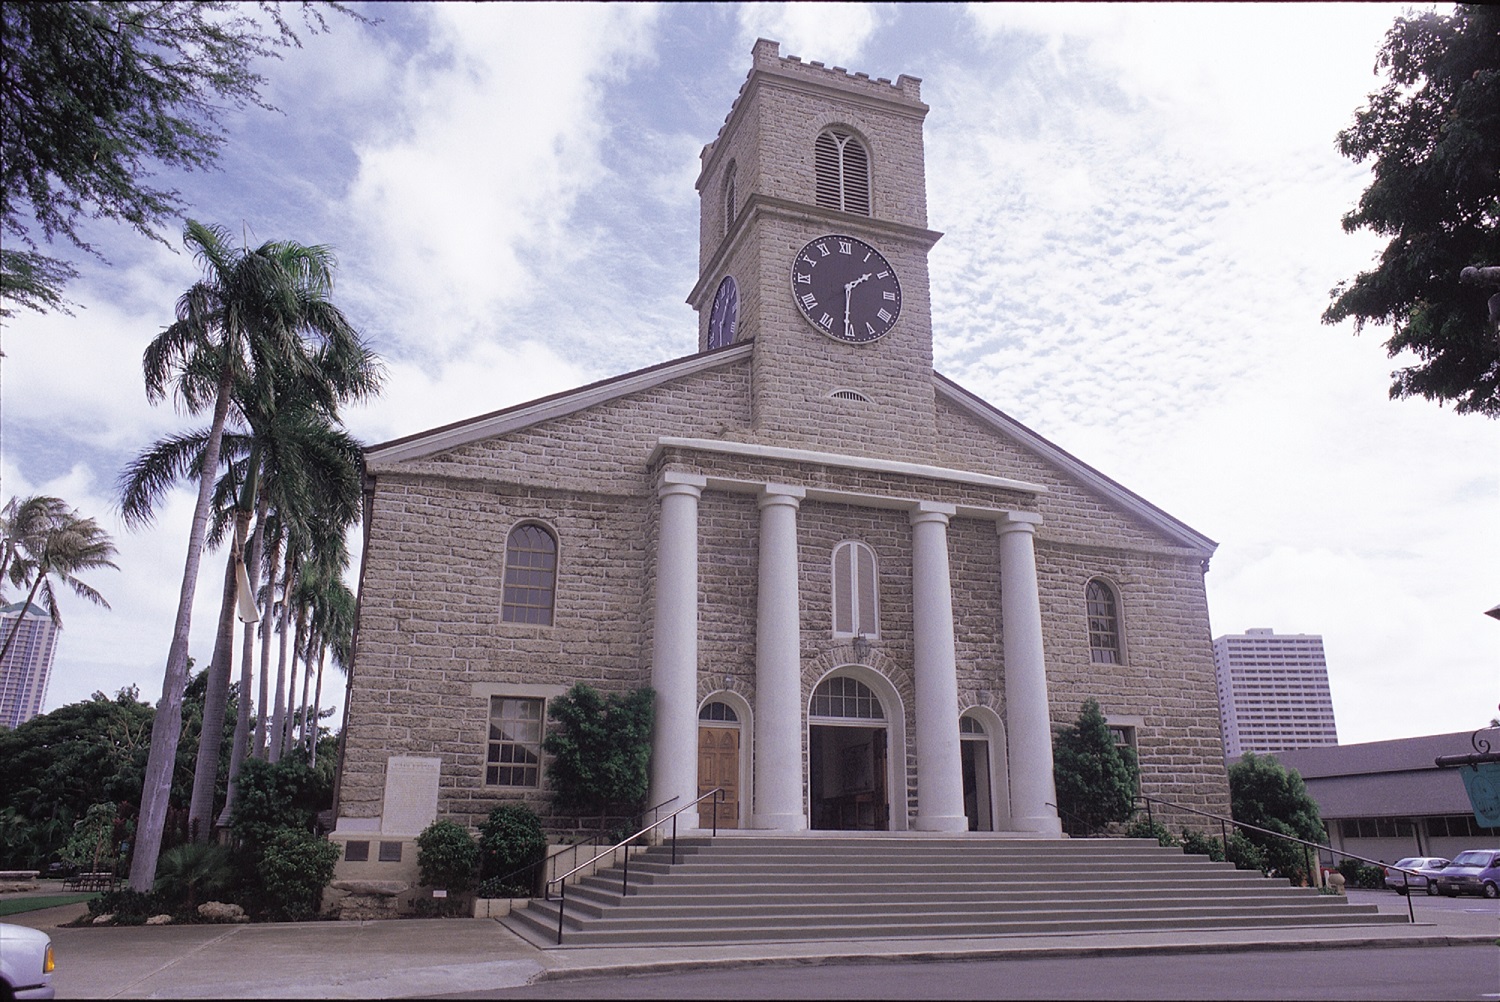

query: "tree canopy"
left=0, top=1, right=361, bottom=317
left=1324, top=4, right=1500, bottom=416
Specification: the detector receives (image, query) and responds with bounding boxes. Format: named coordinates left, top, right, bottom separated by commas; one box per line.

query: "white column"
left=650, top=475, right=705, bottom=828
left=999, top=512, right=1062, bottom=836
left=910, top=503, right=968, bottom=832
left=752, top=485, right=808, bottom=830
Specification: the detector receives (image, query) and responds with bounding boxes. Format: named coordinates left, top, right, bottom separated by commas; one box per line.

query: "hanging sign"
left=1458, top=761, right=1500, bottom=828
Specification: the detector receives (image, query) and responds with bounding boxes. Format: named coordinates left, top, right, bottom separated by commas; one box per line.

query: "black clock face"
left=790, top=235, right=902, bottom=343
left=708, top=275, right=738, bottom=349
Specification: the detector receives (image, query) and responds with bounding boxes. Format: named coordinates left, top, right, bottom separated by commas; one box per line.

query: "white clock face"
left=790, top=235, right=902, bottom=343
left=708, top=275, right=738, bottom=349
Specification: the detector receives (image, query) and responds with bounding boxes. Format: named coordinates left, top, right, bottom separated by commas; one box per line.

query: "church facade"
left=331, top=42, right=1231, bottom=868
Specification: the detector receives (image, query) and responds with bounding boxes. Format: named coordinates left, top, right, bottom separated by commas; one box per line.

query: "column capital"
left=659, top=471, right=707, bottom=499
left=758, top=483, right=806, bottom=509
left=910, top=500, right=956, bottom=526
left=998, top=511, right=1042, bottom=535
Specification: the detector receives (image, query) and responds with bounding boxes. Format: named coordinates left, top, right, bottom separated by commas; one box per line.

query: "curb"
left=527, top=930, right=1499, bottom=984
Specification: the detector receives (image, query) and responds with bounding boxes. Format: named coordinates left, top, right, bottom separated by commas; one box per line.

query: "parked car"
left=1432, top=848, right=1500, bottom=899
left=1382, top=856, right=1451, bottom=895
left=0, top=923, right=56, bottom=999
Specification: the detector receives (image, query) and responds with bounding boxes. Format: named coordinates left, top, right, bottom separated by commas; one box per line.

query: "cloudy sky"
left=3, top=3, right=1495, bottom=747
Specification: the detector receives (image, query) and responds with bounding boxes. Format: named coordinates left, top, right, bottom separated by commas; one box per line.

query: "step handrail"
left=1136, top=794, right=1418, bottom=923
left=545, top=788, right=724, bottom=944
left=485, top=796, right=680, bottom=898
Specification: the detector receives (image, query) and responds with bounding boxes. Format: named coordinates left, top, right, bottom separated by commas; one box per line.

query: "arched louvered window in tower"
left=832, top=540, right=879, bottom=638
left=502, top=523, right=557, bottom=625
left=723, top=161, right=738, bottom=235
left=1086, top=578, right=1122, bottom=665
left=814, top=129, right=871, bottom=215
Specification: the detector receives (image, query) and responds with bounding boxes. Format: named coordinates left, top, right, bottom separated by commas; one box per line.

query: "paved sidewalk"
left=6, top=890, right=1495, bottom=999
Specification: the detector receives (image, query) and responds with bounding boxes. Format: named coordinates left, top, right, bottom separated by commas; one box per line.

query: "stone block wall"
left=341, top=356, right=1228, bottom=838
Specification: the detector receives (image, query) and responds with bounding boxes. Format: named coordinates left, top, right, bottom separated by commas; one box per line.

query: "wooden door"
left=697, top=726, right=740, bottom=828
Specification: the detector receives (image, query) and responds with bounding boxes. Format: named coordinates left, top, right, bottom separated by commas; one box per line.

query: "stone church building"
left=331, top=41, right=1231, bottom=870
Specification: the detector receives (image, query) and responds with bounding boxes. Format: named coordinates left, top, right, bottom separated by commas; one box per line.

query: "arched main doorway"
left=808, top=675, right=890, bottom=830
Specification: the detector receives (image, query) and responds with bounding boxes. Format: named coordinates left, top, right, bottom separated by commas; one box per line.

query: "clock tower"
left=687, top=40, right=943, bottom=464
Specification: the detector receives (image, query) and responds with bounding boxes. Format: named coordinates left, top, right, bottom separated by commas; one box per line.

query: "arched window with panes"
left=832, top=540, right=879, bottom=638
left=501, top=523, right=557, bottom=625
left=1085, top=578, right=1122, bottom=664
left=814, top=129, right=870, bottom=215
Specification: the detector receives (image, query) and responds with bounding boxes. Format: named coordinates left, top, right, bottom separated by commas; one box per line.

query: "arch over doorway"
left=807, top=666, right=908, bottom=831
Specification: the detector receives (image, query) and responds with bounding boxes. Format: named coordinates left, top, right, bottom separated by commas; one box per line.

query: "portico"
left=647, top=438, right=1063, bottom=837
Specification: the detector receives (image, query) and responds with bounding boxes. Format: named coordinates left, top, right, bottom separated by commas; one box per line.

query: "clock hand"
left=843, top=273, right=872, bottom=338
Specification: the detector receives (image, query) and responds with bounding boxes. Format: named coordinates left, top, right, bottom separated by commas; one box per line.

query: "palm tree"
left=122, top=370, right=371, bottom=838
left=0, top=495, right=69, bottom=589
left=0, top=497, right=118, bottom=663
left=127, top=220, right=372, bottom=892
left=302, top=573, right=355, bottom=765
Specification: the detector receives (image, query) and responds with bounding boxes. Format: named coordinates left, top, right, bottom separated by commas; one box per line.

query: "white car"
left=0, top=923, right=56, bottom=999
left=1382, top=856, right=1450, bottom=895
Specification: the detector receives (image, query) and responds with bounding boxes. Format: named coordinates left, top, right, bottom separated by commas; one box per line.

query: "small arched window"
left=814, top=129, right=870, bottom=215
left=723, top=160, right=738, bottom=235
left=699, top=700, right=739, bottom=722
left=502, top=523, right=557, bottom=625
left=832, top=541, right=879, bottom=638
left=1086, top=578, right=1121, bottom=664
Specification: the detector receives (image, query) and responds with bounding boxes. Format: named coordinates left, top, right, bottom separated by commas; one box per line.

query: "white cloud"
left=346, top=338, right=592, bottom=446
left=343, top=3, right=661, bottom=356
left=735, top=2, right=886, bottom=66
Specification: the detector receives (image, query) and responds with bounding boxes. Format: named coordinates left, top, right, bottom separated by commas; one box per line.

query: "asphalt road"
left=462, top=944, right=1500, bottom=1000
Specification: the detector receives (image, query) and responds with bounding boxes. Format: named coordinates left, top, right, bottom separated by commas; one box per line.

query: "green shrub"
left=229, top=758, right=330, bottom=853
left=1228, top=753, right=1325, bottom=886
left=1179, top=829, right=1226, bottom=862
left=1226, top=831, right=1267, bottom=872
left=1123, top=817, right=1178, bottom=847
left=1335, top=857, right=1385, bottom=889
left=1051, top=699, right=1138, bottom=837
left=257, top=829, right=339, bottom=921
left=477, top=804, right=547, bottom=896
left=417, top=820, right=478, bottom=893
left=86, top=887, right=165, bottom=924
left=543, top=685, right=655, bottom=823
left=154, top=841, right=235, bottom=913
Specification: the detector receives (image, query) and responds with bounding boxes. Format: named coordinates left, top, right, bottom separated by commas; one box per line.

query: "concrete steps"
left=502, top=836, right=1404, bottom=947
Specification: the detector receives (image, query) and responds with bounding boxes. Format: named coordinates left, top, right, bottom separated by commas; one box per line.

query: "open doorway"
left=808, top=675, right=890, bottom=830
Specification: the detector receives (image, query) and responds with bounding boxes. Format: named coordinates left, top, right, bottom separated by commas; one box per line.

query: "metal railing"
left=1136, top=794, right=1421, bottom=923
left=544, top=788, right=724, bottom=944
left=484, top=796, right=681, bottom=898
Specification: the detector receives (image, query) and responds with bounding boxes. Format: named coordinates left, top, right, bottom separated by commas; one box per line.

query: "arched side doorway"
left=698, top=694, right=750, bottom=828
left=960, top=707, right=1011, bottom=832
left=807, top=669, right=907, bottom=831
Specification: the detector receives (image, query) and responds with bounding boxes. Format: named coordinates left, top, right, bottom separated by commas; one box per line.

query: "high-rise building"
left=0, top=602, right=59, bottom=729
left=1214, top=628, right=1338, bottom=755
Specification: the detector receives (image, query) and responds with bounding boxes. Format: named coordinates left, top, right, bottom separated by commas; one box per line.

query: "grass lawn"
left=0, top=893, right=96, bottom=917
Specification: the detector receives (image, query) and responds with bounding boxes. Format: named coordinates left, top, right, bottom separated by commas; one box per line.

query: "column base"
left=912, top=814, right=969, bottom=833
left=749, top=813, right=808, bottom=832
left=1009, top=814, right=1065, bottom=838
